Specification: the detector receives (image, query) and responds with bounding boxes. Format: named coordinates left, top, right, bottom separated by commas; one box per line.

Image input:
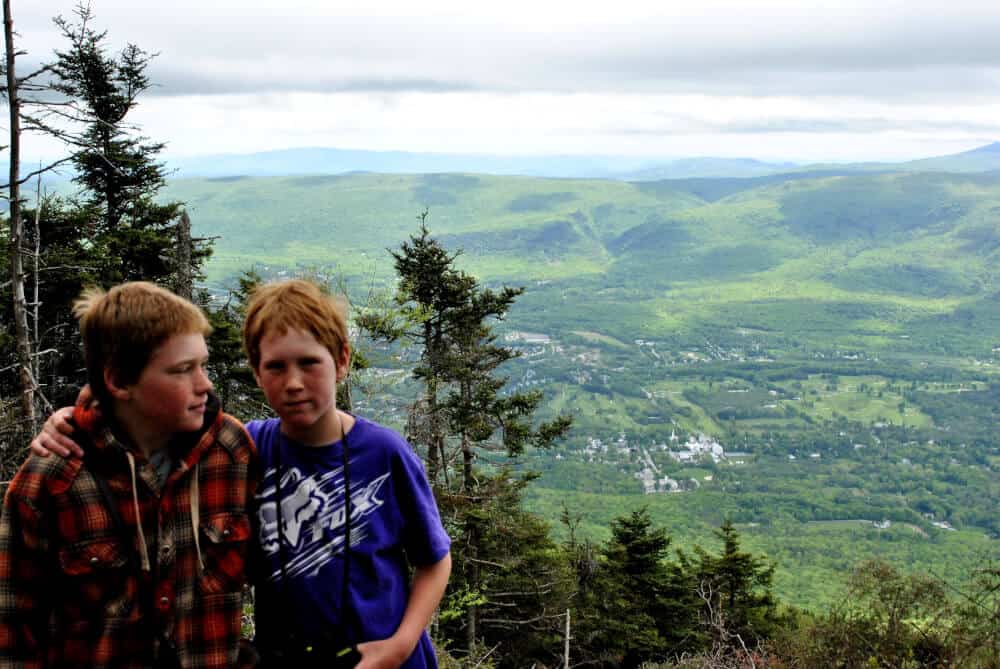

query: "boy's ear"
left=103, top=367, right=132, bottom=401
left=335, top=343, right=351, bottom=382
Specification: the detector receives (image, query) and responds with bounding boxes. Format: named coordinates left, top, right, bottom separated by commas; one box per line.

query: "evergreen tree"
left=690, top=520, right=779, bottom=648
left=433, top=267, right=570, bottom=651
left=203, top=269, right=266, bottom=420
left=379, top=216, right=571, bottom=659
left=2, top=6, right=211, bottom=467
left=385, top=212, right=472, bottom=481
left=47, top=3, right=205, bottom=286
left=604, top=508, right=673, bottom=666
left=573, top=508, right=700, bottom=668
left=456, top=472, right=575, bottom=669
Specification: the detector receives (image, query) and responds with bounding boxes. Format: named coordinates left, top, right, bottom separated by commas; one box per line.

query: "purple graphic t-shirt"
left=247, top=416, right=450, bottom=668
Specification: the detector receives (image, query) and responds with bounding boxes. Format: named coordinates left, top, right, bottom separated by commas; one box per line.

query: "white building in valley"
left=669, top=433, right=727, bottom=463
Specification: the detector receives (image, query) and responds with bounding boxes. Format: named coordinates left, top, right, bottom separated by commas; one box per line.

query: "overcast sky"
left=13, top=0, right=1000, bottom=163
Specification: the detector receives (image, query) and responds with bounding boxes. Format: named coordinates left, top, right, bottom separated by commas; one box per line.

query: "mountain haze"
left=164, top=147, right=802, bottom=180
left=160, top=141, right=1000, bottom=181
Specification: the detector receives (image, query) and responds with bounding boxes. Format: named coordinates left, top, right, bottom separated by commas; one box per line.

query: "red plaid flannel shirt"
left=0, top=391, right=258, bottom=669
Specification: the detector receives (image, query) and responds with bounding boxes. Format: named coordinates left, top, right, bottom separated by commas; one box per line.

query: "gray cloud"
left=17, top=1, right=1000, bottom=102
left=144, top=66, right=481, bottom=96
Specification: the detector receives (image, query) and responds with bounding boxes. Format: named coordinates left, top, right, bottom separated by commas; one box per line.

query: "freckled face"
left=254, top=328, right=349, bottom=446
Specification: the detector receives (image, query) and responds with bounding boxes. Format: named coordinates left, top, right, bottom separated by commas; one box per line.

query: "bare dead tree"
left=27, top=173, right=55, bottom=415
left=0, top=5, right=68, bottom=192
left=4, top=0, right=37, bottom=433
left=31, top=171, right=40, bottom=381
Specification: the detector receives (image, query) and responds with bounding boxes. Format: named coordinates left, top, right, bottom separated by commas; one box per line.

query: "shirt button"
left=222, top=528, right=231, bottom=537
left=90, top=556, right=99, bottom=564
left=160, top=596, right=169, bottom=605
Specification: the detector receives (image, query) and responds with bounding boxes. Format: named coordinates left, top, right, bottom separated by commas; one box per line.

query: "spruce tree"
left=2, top=6, right=211, bottom=453
left=204, top=269, right=266, bottom=420
left=386, top=212, right=472, bottom=481
left=691, top=519, right=779, bottom=647
left=605, top=508, right=673, bottom=666
left=380, top=216, right=571, bottom=658
left=47, top=4, right=203, bottom=286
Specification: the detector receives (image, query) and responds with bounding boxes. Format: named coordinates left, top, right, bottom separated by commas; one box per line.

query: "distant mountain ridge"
left=11, top=142, right=1000, bottom=191
left=165, top=147, right=803, bottom=180
left=900, top=141, right=1000, bottom=172
left=159, top=142, right=1000, bottom=181
left=165, top=147, right=664, bottom=180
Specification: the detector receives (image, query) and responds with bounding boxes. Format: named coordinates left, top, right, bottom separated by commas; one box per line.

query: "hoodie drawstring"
left=125, top=451, right=153, bottom=573
left=191, top=463, right=205, bottom=572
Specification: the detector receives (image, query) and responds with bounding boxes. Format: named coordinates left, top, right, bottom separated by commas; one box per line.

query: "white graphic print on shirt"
left=257, top=464, right=390, bottom=580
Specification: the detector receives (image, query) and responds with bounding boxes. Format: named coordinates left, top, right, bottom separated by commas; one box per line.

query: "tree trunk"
left=31, top=174, right=41, bottom=390
left=174, top=209, right=193, bottom=300
left=462, top=415, right=479, bottom=654
left=461, top=424, right=474, bottom=493
left=423, top=317, right=441, bottom=481
left=101, top=128, right=117, bottom=232
left=466, top=531, right=479, bottom=654
left=564, top=609, right=571, bottom=669
left=4, top=0, right=36, bottom=433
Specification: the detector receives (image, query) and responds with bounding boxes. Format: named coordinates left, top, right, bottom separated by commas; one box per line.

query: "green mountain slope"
left=167, top=170, right=998, bottom=354
left=163, top=169, right=998, bottom=608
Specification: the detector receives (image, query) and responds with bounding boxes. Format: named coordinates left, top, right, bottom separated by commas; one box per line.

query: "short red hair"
left=242, top=279, right=349, bottom=371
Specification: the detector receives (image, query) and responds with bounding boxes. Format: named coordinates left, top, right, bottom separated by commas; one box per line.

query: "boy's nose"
left=285, top=372, right=305, bottom=391
left=196, top=366, right=213, bottom=393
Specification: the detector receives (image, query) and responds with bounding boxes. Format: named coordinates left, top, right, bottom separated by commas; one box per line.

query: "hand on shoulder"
left=29, top=406, right=82, bottom=459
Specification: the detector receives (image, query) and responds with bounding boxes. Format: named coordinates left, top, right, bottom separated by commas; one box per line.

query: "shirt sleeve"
left=0, top=472, right=52, bottom=669
left=392, top=445, right=451, bottom=567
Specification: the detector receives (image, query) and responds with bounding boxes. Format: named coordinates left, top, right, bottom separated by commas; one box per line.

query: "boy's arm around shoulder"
left=214, top=413, right=261, bottom=501
left=216, top=413, right=259, bottom=466
left=356, top=551, right=452, bottom=669
left=0, top=456, right=67, bottom=668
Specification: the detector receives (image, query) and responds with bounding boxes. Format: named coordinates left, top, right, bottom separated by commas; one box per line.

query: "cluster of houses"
left=573, top=431, right=746, bottom=495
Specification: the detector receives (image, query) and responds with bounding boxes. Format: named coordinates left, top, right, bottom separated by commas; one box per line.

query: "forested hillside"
left=163, top=169, right=999, bottom=611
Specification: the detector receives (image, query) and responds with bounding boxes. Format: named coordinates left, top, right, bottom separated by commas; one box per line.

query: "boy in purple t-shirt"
left=33, top=279, right=452, bottom=669
left=242, top=279, right=451, bottom=669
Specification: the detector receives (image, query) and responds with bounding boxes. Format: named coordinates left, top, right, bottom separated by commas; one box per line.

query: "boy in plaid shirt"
left=0, top=282, right=258, bottom=669
left=33, top=279, right=452, bottom=669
